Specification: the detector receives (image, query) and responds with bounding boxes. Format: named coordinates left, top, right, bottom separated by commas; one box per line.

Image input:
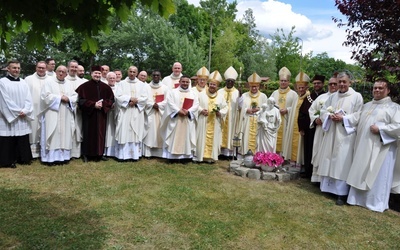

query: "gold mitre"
left=196, top=66, right=210, bottom=79
left=279, top=66, right=291, bottom=80
left=223, top=66, right=238, bottom=80
left=209, top=70, right=223, bottom=85
left=247, top=72, right=261, bottom=87
left=295, top=71, right=310, bottom=86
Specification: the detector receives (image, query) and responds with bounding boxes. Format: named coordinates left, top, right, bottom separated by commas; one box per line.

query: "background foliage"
left=5, top=0, right=397, bottom=102
left=334, top=0, right=400, bottom=103
left=0, top=0, right=175, bottom=53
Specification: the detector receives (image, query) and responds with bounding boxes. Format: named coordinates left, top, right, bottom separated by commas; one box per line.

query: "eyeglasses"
left=328, top=82, right=337, bottom=86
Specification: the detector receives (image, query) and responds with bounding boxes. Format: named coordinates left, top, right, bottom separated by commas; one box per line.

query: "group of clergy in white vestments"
left=1, top=59, right=400, bottom=213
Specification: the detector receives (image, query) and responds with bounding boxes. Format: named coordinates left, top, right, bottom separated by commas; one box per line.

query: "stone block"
left=261, top=172, right=276, bottom=181
left=288, top=165, right=300, bottom=172
left=228, top=160, right=242, bottom=172
left=288, top=171, right=299, bottom=180
left=276, top=172, right=291, bottom=182
left=234, top=167, right=249, bottom=177
left=230, top=160, right=242, bottom=167
left=247, top=169, right=261, bottom=180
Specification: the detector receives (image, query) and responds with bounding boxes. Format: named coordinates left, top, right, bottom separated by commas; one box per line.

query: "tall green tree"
left=199, top=0, right=237, bottom=29
left=199, top=0, right=238, bottom=68
left=270, top=26, right=302, bottom=81
left=235, top=8, right=276, bottom=80
left=168, top=0, right=208, bottom=47
left=209, top=19, right=241, bottom=72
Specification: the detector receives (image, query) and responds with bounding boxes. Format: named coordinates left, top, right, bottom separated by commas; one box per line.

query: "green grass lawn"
left=0, top=158, right=399, bottom=249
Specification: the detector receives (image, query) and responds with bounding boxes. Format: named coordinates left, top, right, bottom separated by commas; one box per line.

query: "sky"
left=186, top=0, right=354, bottom=64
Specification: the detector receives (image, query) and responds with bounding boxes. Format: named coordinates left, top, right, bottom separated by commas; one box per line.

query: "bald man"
left=162, top=62, right=183, bottom=89
left=138, top=71, right=148, bottom=83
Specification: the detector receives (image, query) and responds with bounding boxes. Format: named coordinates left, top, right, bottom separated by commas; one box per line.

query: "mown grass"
left=0, top=158, right=399, bottom=249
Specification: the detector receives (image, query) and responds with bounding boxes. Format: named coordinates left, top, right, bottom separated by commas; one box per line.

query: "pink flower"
left=253, top=151, right=284, bottom=167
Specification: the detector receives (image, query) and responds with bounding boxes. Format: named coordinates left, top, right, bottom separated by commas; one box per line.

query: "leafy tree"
left=304, top=52, right=347, bottom=79
left=4, top=30, right=94, bottom=76
left=3, top=4, right=205, bottom=77
left=169, top=0, right=208, bottom=46
left=270, top=26, right=302, bottom=81
left=302, top=52, right=367, bottom=98
left=209, top=19, right=242, bottom=72
left=199, top=0, right=237, bottom=29
left=95, top=6, right=206, bottom=76
left=239, top=36, right=276, bottom=82
left=0, top=0, right=175, bottom=53
left=234, top=8, right=276, bottom=81
left=241, top=8, right=259, bottom=41
left=334, top=0, right=400, bottom=81
left=199, top=0, right=238, bottom=66
left=252, top=37, right=277, bottom=80
left=4, top=33, right=52, bottom=75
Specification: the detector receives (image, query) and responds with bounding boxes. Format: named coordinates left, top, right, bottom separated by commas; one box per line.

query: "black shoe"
left=336, top=195, right=346, bottom=206
left=18, top=161, right=32, bottom=165
left=101, top=156, right=109, bottom=161
left=3, top=163, right=16, bottom=168
left=300, top=172, right=312, bottom=179
left=299, top=172, right=307, bottom=178
left=218, top=155, right=230, bottom=161
left=82, top=155, right=88, bottom=163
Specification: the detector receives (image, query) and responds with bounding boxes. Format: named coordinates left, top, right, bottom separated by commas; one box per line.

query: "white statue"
left=257, top=97, right=281, bottom=152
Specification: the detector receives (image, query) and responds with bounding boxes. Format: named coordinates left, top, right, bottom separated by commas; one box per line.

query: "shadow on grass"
left=0, top=188, right=107, bottom=249
left=294, top=179, right=342, bottom=204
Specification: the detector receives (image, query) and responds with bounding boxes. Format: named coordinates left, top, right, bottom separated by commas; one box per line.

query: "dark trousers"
left=0, top=135, right=32, bottom=167
left=303, top=129, right=315, bottom=178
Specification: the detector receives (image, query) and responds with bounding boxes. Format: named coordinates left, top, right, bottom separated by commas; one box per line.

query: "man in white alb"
left=143, top=70, right=169, bottom=158
left=40, top=65, right=77, bottom=165
left=345, top=79, right=400, bottom=212
left=317, top=71, right=363, bottom=205
left=161, top=75, right=199, bottom=162
left=25, top=61, right=47, bottom=158
left=114, top=66, right=151, bottom=161
left=309, top=74, right=338, bottom=182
